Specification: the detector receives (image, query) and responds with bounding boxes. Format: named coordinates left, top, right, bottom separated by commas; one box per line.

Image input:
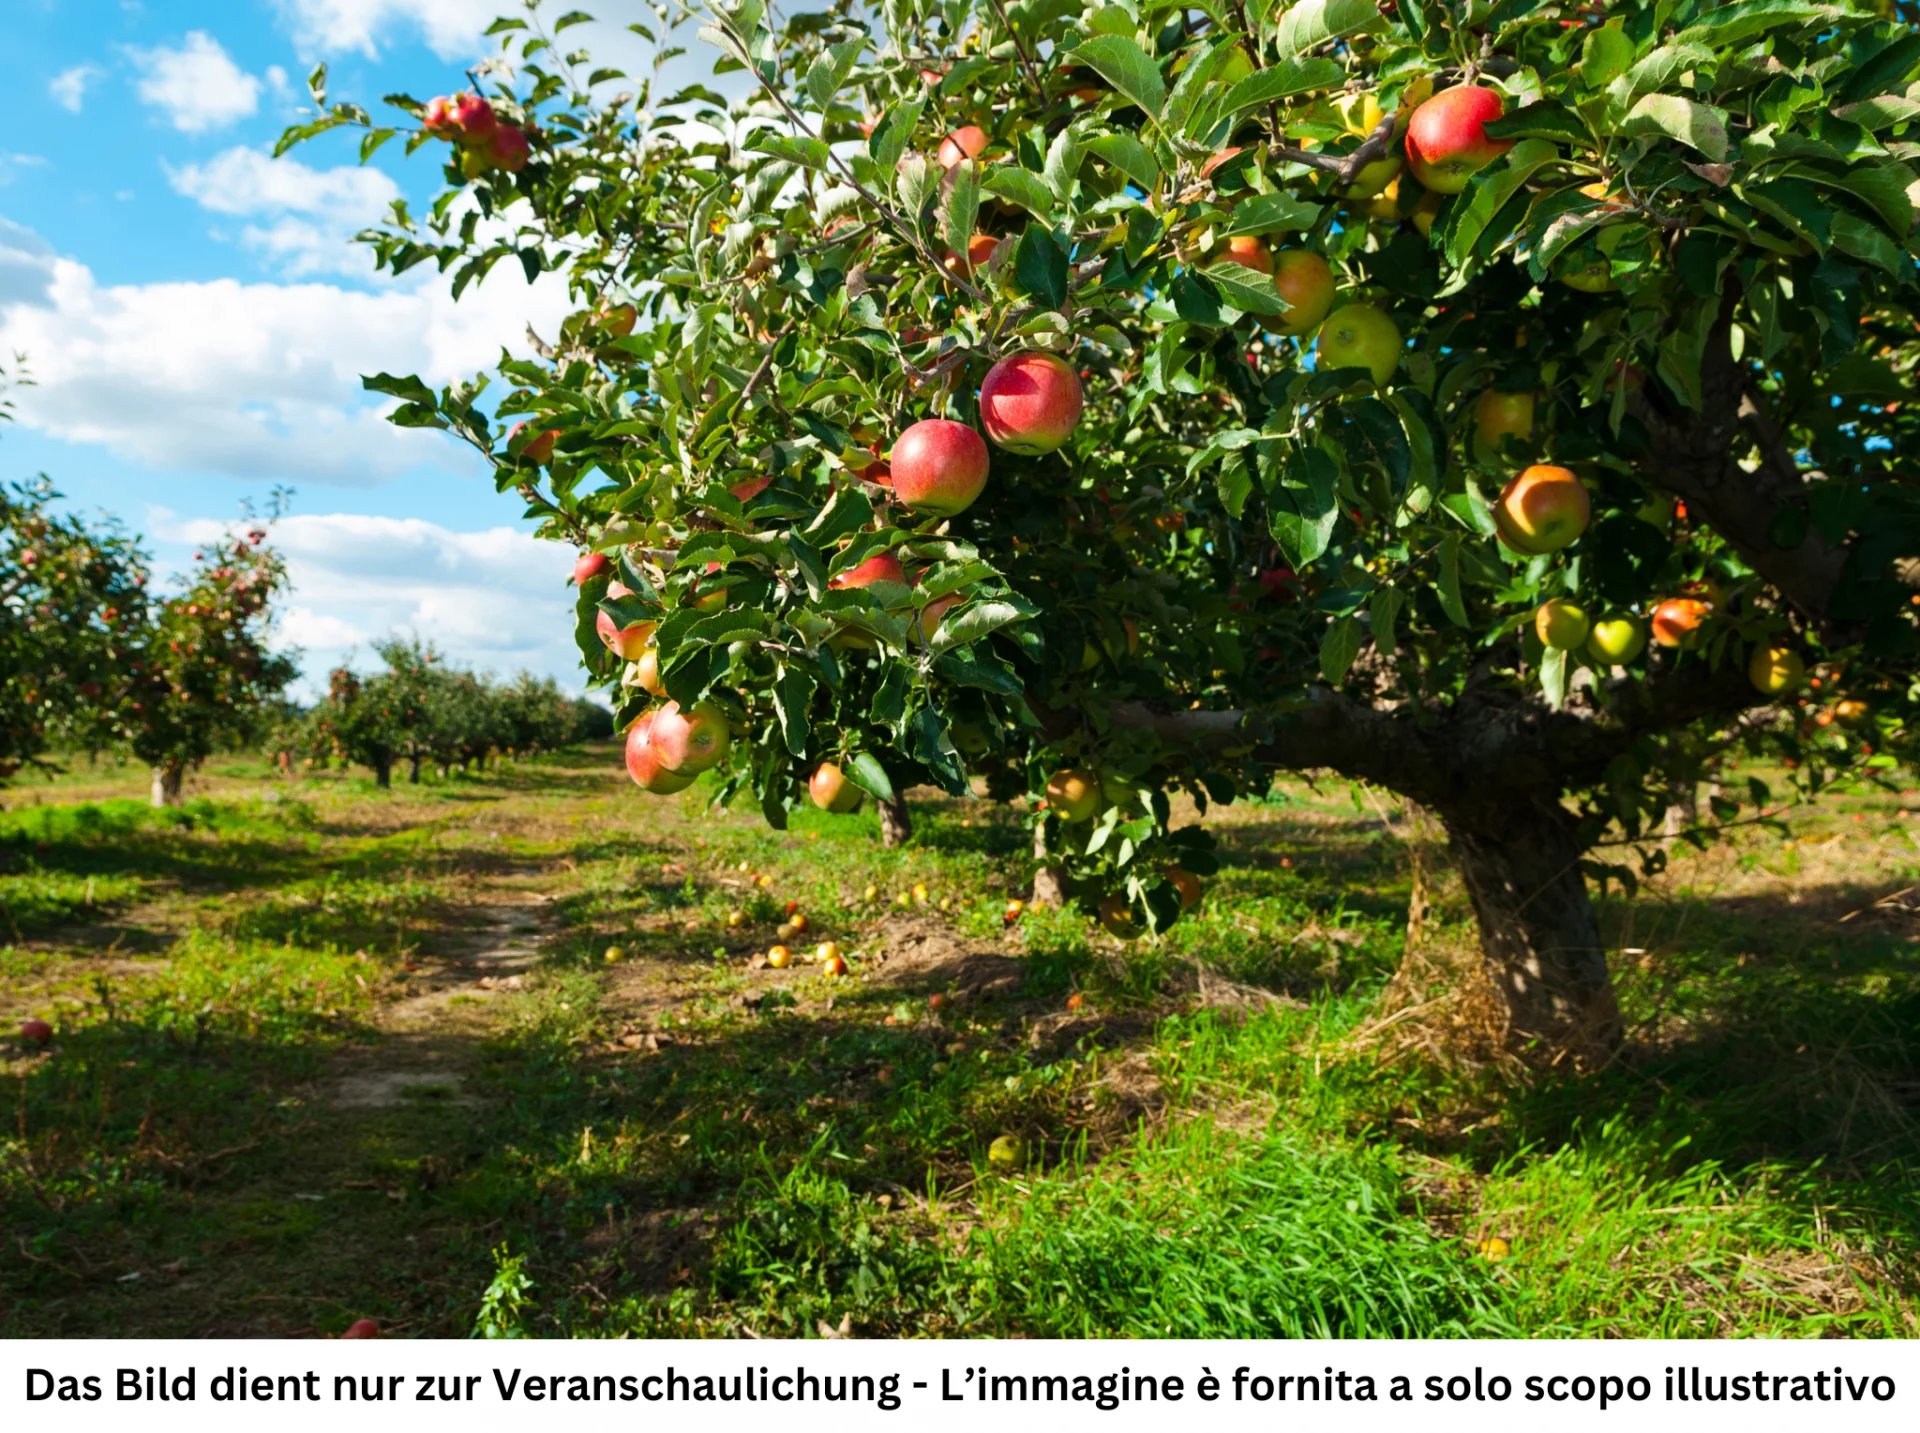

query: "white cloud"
left=155, top=509, right=583, bottom=694
left=168, top=145, right=399, bottom=218
left=0, top=154, right=48, bottom=186
left=0, top=225, right=570, bottom=487
left=126, top=33, right=262, bottom=133
left=48, top=64, right=101, bottom=113
left=168, top=146, right=401, bottom=278
left=274, top=0, right=498, bottom=61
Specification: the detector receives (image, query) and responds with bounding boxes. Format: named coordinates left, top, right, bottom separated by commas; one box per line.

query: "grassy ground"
left=2, top=747, right=1915, bottom=1338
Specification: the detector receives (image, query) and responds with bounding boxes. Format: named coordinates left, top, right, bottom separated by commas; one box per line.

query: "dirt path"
left=327, top=882, right=558, bottom=1109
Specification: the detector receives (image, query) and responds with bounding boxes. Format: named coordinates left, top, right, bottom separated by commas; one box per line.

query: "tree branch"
left=1265, top=109, right=1399, bottom=186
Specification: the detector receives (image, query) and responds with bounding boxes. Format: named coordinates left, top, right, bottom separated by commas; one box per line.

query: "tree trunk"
left=149, top=762, right=184, bottom=809
left=1439, top=798, right=1621, bottom=1067
left=1030, top=822, right=1067, bottom=907
left=408, top=752, right=422, bottom=784
left=372, top=755, right=392, bottom=790
left=879, top=795, right=912, bottom=847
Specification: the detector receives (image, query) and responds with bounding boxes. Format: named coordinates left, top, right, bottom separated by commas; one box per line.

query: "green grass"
left=2, top=747, right=1915, bottom=1337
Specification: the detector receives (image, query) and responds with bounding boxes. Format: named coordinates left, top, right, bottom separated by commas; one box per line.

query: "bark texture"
left=149, top=762, right=184, bottom=809
left=879, top=795, right=912, bottom=848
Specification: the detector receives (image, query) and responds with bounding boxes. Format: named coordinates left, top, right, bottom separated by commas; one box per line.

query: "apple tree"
left=120, top=528, right=297, bottom=807
left=289, top=0, right=1920, bottom=1063
left=1, top=370, right=150, bottom=785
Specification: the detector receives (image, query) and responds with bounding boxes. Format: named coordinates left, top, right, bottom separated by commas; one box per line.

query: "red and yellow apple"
left=1097, top=894, right=1141, bottom=940
left=624, top=713, right=696, bottom=793
left=937, top=125, right=988, bottom=169
left=979, top=351, right=1085, bottom=455
left=1218, top=234, right=1272, bottom=275
left=808, top=761, right=864, bottom=813
left=1404, top=84, right=1511, bottom=194
left=573, top=551, right=609, bottom=586
left=1165, top=867, right=1202, bottom=910
left=595, top=580, right=656, bottom=659
left=891, top=419, right=989, bottom=517
left=1264, top=251, right=1336, bottom=336
left=649, top=699, right=731, bottom=773
left=508, top=420, right=558, bottom=465
left=1493, top=465, right=1590, bottom=554
left=829, top=552, right=907, bottom=590
left=1651, top=597, right=1711, bottom=648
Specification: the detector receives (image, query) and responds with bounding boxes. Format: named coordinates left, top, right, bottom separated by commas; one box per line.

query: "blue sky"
left=1, top=0, right=670, bottom=695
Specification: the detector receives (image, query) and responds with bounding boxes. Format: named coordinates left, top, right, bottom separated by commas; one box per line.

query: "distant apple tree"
left=290, top=0, right=1920, bottom=1063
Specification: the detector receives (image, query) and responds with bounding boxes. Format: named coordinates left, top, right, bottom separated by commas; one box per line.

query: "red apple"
left=1257, top=566, right=1302, bottom=600
left=944, top=232, right=1001, bottom=275
left=1165, top=867, right=1202, bottom=910
left=573, top=551, right=609, bottom=586
left=633, top=642, right=667, bottom=697
left=892, top=419, right=989, bottom=517
left=829, top=553, right=907, bottom=589
left=624, top=712, right=696, bottom=793
left=1263, top=250, right=1336, bottom=336
left=649, top=699, right=731, bottom=773
left=341, top=1319, right=380, bottom=1340
left=979, top=351, right=1084, bottom=455
left=1404, top=84, right=1511, bottom=194
left=914, top=593, right=961, bottom=644
left=809, top=761, right=863, bottom=813
left=451, top=93, right=496, bottom=136
left=488, top=124, right=530, bottom=172
left=19, top=1018, right=53, bottom=1047
left=1493, top=465, right=1590, bottom=554
left=1219, top=234, right=1272, bottom=275
left=422, top=96, right=459, bottom=134
left=1651, top=597, right=1711, bottom=648
left=937, top=125, right=988, bottom=169
left=1473, top=389, right=1536, bottom=454
left=596, top=580, right=657, bottom=660
left=509, top=420, right=558, bottom=465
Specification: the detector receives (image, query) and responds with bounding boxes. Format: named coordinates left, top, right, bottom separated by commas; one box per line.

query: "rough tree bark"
left=1436, top=796, right=1621, bottom=1064
left=878, top=795, right=912, bottom=847
left=149, top=762, right=184, bottom=809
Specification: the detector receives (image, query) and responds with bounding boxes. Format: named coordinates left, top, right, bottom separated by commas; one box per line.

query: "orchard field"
left=3, top=753, right=1917, bottom=1338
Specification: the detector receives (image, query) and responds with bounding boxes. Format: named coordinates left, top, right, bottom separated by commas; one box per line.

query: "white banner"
left=2, top=1339, right=1913, bottom=1432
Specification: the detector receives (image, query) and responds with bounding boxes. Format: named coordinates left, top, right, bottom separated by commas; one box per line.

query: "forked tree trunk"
left=149, top=762, right=184, bottom=809
left=879, top=795, right=913, bottom=848
left=1439, top=798, right=1621, bottom=1067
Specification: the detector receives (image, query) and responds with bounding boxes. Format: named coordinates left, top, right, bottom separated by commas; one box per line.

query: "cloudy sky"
left=4, top=0, right=684, bottom=696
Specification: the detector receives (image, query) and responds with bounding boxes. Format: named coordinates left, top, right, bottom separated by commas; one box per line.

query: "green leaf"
left=1275, top=0, right=1387, bottom=57
left=1014, top=224, right=1070, bottom=309
left=1436, top=535, right=1468, bottom=627
left=1199, top=262, right=1290, bottom=316
left=1219, top=191, right=1322, bottom=237
left=847, top=751, right=896, bottom=804
left=1540, top=646, right=1570, bottom=710
left=1605, top=45, right=1716, bottom=118
left=1832, top=94, right=1920, bottom=130
left=1369, top=587, right=1404, bottom=658
left=1083, top=133, right=1159, bottom=191
left=980, top=167, right=1055, bottom=220
left=1620, top=93, right=1730, bottom=161
left=868, top=92, right=925, bottom=173
left=1673, top=0, right=1838, bottom=49
left=746, top=131, right=828, bottom=169
left=1269, top=445, right=1340, bottom=566
left=930, top=598, right=1025, bottom=653
left=1831, top=213, right=1907, bottom=275
left=1579, top=24, right=1635, bottom=90
left=1216, top=59, right=1345, bottom=118
left=772, top=665, right=815, bottom=756
left=1065, top=36, right=1165, bottom=119
left=1043, top=124, right=1085, bottom=202
left=940, top=161, right=981, bottom=261
left=1318, top=615, right=1363, bottom=685
left=804, top=39, right=863, bottom=109
left=1442, top=139, right=1559, bottom=269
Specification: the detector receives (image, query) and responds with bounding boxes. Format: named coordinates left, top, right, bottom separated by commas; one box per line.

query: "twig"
left=984, top=0, right=1045, bottom=101
left=1267, top=109, right=1399, bottom=187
